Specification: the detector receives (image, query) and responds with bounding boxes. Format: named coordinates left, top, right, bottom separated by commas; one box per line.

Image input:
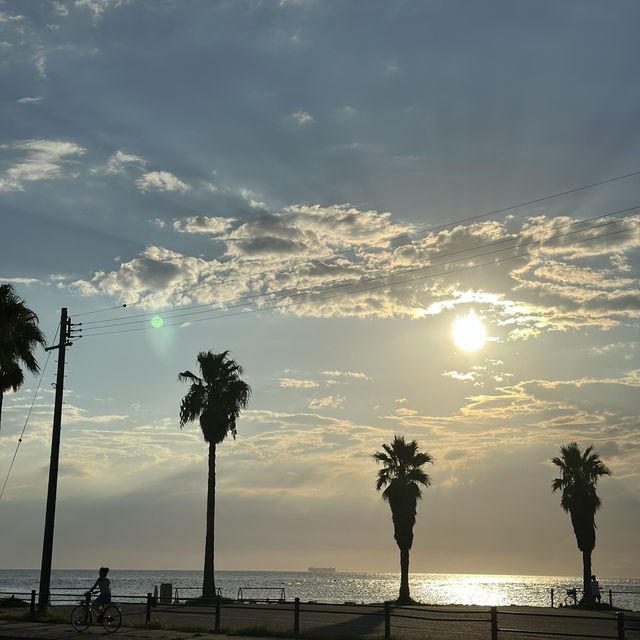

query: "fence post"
left=609, top=589, right=613, bottom=607
left=146, top=593, right=152, bottom=624
left=294, top=597, right=300, bottom=635
left=215, top=594, right=221, bottom=631
left=550, top=588, right=554, bottom=608
left=384, top=601, right=391, bottom=640
left=30, top=590, right=36, bottom=614
left=491, top=607, right=498, bottom=640
left=617, top=612, right=625, bottom=640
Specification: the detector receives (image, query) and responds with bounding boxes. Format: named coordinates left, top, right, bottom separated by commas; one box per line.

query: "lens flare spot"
left=151, top=316, right=164, bottom=329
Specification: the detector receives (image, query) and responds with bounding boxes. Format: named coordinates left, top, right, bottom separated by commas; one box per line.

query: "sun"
left=452, top=309, right=486, bottom=351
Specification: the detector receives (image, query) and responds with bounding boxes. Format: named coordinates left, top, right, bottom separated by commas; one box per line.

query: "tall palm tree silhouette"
left=552, top=442, right=611, bottom=604
left=179, top=350, right=251, bottom=600
left=373, top=435, right=433, bottom=604
left=0, top=284, right=46, bottom=433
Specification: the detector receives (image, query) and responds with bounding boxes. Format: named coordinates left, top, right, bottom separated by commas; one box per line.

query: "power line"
left=81, top=220, right=638, bottom=338
left=0, top=324, right=58, bottom=502
left=79, top=208, right=639, bottom=333
left=73, top=167, right=640, bottom=319
left=81, top=212, right=638, bottom=335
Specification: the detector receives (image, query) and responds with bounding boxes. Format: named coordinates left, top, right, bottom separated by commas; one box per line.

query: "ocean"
left=1, top=570, right=639, bottom=611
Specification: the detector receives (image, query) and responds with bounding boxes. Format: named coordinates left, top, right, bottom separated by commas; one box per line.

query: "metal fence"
left=2, top=588, right=640, bottom=639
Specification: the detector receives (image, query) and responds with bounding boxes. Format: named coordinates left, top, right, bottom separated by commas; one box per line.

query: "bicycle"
left=70, top=593, right=121, bottom=633
left=564, top=588, right=578, bottom=607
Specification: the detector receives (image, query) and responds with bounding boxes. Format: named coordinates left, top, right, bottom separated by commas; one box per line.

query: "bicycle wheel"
left=102, top=605, right=121, bottom=633
left=71, top=605, right=91, bottom=631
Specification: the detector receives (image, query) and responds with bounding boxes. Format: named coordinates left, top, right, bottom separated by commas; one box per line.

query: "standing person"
left=87, top=567, right=111, bottom=619
left=590, top=575, right=601, bottom=604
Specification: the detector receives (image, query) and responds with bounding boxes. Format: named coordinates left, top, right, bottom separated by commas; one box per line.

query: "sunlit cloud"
left=321, top=370, right=370, bottom=380
left=279, top=378, right=319, bottom=388
left=291, top=110, right=314, bottom=125
left=17, top=96, right=43, bottom=104
left=0, top=139, right=86, bottom=191
left=173, top=215, right=235, bottom=235
left=63, top=204, right=640, bottom=347
left=102, top=150, right=146, bottom=175
left=136, top=170, right=188, bottom=193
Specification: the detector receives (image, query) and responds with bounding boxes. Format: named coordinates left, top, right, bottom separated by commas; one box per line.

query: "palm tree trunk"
left=0, top=388, right=3, bottom=434
left=202, top=442, right=216, bottom=600
left=582, top=549, right=593, bottom=603
left=398, top=546, right=411, bottom=603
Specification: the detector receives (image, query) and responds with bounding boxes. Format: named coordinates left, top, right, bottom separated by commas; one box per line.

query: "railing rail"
left=236, top=586, right=286, bottom=602
left=550, top=586, right=640, bottom=609
left=172, top=586, right=221, bottom=602
left=3, top=587, right=639, bottom=639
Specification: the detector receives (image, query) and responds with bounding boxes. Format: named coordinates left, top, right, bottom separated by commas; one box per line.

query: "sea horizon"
left=2, top=569, right=639, bottom=611
left=4, top=568, right=639, bottom=579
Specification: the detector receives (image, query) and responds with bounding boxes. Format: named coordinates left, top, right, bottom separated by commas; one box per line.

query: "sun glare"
left=452, top=309, right=486, bottom=351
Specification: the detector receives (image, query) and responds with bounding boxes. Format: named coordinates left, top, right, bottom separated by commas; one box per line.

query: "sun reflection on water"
left=412, top=574, right=543, bottom=607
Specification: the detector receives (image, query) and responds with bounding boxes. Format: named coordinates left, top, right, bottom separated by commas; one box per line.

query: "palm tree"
left=552, top=442, right=611, bottom=604
left=373, top=435, right=433, bottom=604
left=178, top=350, right=251, bottom=600
left=0, top=284, right=46, bottom=433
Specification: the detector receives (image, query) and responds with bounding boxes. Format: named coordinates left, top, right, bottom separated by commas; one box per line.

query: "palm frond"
left=178, top=350, right=251, bottom=444
left=551, top=441, right=611, bottom=551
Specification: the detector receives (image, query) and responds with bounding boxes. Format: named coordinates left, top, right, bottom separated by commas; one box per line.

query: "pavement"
left=0, top=619, right=258, bottom=640
left=1, top=601, right=639, bottom=640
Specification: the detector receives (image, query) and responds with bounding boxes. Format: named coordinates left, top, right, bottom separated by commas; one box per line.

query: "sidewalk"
left=0, top=619, right=265, bottom=640
left=1, top=601, right=638, bottom=640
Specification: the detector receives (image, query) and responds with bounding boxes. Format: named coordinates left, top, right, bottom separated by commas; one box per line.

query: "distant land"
left=308, top=567, right=336, bottom=573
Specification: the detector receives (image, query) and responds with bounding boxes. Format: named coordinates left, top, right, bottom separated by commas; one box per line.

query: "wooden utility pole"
left=38, top=308, right=71, bottom=609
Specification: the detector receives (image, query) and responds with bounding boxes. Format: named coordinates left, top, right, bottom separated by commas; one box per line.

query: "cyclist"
left=87, top=567, right=111, bottom=619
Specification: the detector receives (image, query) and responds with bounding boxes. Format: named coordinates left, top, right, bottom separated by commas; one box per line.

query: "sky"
left=1, top=0, right=639, bottom=580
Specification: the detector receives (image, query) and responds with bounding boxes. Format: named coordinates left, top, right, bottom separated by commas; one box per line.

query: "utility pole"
left=37, top=308, right=79, bottom=608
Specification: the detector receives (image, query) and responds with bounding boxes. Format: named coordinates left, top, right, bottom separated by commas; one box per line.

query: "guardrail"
left=172, top=586, right=221, bottom=603
left=3, top=589, right=639, bottom=639
left=236, top=586, right=286, bottom=602
left=550, top=587, right=640, bottom=609
left=140, top=597, right=640, bottom=639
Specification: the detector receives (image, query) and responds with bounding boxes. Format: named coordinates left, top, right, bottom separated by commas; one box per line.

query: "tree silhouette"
left=373, top=435, right=433, bottom=604
left=0, top=284, right=46, bottom=433
left=552, top=442, right=611, bottom=604
left=178, top=350, right=251, bottom=600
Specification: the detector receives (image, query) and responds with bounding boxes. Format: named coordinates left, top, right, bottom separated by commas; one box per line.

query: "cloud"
left=74, top=0, right=128, bottom=19
left=226, top=204, right=412, bottom=260
left=0, top=11, right=24, bottom=23
left=308, top=395, right=346, bottom=410
left=17, top=97, right=43, bottom=104
left=52, top=2, right=70, bottom=17
left=173, top=216, right=235, bottom=235
left=291, top=110, right=314, bottom=125
left=64, top=203, right=640, bottom=343
left=34, top=54, right=47, bottom=78
left=104, top=150, right=146, bottom=175
left=443, top=370, right=479, bottom=383
left=279, top=378, right=319, bottom=388
left=136, top=171, right=188, bottom=193
left=88, top=246, right=213, bottom=305
left=322, top=370, right=370, bottom=381
left=0, top=139, right=85, bottom=191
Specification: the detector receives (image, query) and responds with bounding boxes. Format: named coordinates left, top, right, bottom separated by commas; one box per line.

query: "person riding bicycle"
left=86, top=567, right=111, bottom=619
